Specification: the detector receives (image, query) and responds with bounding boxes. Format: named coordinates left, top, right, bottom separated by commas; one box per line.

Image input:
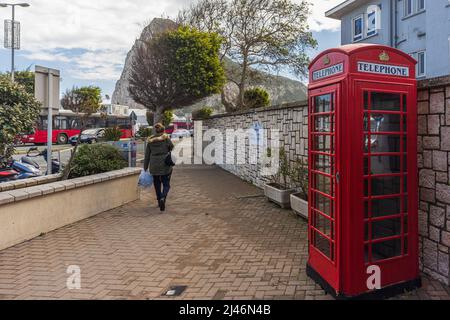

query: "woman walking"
left=144, top=123, right=175, bottom=212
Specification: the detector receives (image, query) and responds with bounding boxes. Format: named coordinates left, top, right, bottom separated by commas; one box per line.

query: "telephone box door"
left=308, top=84, right=341, bottom=290
left=349, top=81, right=419, bottom=293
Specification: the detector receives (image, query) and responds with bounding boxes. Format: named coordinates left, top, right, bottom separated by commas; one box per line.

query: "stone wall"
left=201, top=102, right=309, bottom=188
left=417, top=76, right=450, bottom=285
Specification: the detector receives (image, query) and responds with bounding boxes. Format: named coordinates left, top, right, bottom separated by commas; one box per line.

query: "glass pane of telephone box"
left=371, top=93, right=401, bottom=111
left=315, top=116, right=334, bottom=132
left=370, top=197, right=402, bottom=218
left=372, top=238, right=402, bottom=261
left=314, top=193, right=333, bottom=217
left=371, top=176, right=402, bottom=196
left=365, top=135, right=401, bottom=153
left=313, top=212, right=333, bottom=238
left=313, top=174, right=334, bottom=196
left=314, top=232, right=332, bottom=260
left=314, top=94, right=333, bottom=113
left=372, top=218, right=402, bottom=240
left=371, top=156, right=401, bottom=174
left=314, top=135, right=333, bottom=153
left=314, top=154, right=334, bottom=174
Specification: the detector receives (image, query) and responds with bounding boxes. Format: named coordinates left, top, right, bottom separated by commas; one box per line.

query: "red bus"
left=166, top=121, right=193, bottom=134
left=21, top=110, right=134, bottom=145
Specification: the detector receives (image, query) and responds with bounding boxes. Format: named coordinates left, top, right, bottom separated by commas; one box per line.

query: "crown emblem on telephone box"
left=323, top=55, right=331, bottom=65
left=379, top=51, right=390, bottom=62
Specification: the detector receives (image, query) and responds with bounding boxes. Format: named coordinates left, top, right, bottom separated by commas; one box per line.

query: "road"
left=11, top=140, right=151, bottom=174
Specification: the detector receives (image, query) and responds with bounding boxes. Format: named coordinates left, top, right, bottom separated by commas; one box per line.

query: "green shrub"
left=269, top=148, right=291, bottom=190
left=103, top=127, right=122, bottom=142
left=163, top=110, right=174, bottom=127
left=192, top=107, right=214, bottom=120
left=137, top=127, right=153, bottom=139
left=69, top=144, right=128, bottom=179
left=291, top=157, right=308, bottom=201
left=244, top=88, right=270, bottom=109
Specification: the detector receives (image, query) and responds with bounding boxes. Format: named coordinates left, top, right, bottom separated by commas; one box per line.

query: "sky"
left=0, top=0, right=343, bottom=102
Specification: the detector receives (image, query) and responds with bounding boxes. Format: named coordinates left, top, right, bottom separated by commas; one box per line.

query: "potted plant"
left=264, top=148, right=297, bottom=209
left=290, top=157, right=309, bottom=219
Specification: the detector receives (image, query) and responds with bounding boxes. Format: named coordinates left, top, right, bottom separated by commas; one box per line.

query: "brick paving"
left=0, top=165, right=449, bottom=300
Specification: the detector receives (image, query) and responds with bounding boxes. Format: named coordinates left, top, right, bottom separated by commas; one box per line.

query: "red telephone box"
left=307, top=44, right=420, bottom=299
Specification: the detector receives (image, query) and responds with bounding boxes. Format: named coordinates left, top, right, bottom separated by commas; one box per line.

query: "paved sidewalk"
left=0, top=166, right=449, bottom=300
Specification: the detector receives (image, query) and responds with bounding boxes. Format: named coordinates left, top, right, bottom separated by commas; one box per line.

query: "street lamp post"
left=0, top=2, right=30, bottom=82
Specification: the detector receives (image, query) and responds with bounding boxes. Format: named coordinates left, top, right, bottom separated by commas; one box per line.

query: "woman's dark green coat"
left=143, top=134, right=174, bottom=176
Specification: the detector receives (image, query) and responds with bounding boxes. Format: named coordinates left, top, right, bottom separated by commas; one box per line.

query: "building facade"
left=326, top=0, right=450, bottom=80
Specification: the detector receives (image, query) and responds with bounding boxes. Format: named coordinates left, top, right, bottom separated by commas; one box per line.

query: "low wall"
left=200, top=102, right=309, bottom=188
left=0, top=174, right=62, bottom=192
left=0, top=168, right=141, bottom=251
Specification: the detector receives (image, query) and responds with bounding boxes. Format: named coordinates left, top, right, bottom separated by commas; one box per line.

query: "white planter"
left=290, top=193, right=308, bottom=220
left=264, top=183, right=296, bottom=209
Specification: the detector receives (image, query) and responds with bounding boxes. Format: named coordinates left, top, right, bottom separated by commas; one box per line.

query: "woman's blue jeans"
left=153, top=174, right=172, bottom=200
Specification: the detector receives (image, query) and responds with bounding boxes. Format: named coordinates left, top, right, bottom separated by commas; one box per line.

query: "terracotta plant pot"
left=264, top=183, right=297, bottom=209
left=290, top=193, right=308, bottom=220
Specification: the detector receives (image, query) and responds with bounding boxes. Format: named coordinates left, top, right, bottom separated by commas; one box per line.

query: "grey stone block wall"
left=201, top=103, right=309, bottom=188
left=417, top=78, right=450, bottom=285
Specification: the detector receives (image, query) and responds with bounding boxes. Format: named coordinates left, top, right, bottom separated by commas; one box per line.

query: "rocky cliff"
left=112, top=18, right=307, bottom=112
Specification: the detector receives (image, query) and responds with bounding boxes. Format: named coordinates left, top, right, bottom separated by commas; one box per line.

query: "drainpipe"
left=393, top=0, right=398, bottom=48
left=390, top=0, right=394, bottom=47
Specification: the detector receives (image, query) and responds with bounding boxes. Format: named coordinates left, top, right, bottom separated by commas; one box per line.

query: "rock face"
left=112, top=18, right=177, bottom=109
left=112, top=18, right=308, bottom=112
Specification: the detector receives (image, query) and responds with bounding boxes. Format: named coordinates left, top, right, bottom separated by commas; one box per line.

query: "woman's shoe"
left=160, top=198, right=166, bottom=212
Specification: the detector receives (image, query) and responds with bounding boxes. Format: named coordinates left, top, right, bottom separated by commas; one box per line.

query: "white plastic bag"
left=138, top=170, right=153, bottom=188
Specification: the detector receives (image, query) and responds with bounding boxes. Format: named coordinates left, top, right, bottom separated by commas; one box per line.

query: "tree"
left=128, top=26, right=225, bottom=125
left=146, top=111, right=154, bottom=127
left=60, top=86, right=102, bottom=180
left=244, top=88, right=270, bottom=109
left=0, top=78, right=41, bottom=167
left=179, top=0, right=317, bottom=108
left=0, top=71, right=35, bottom=95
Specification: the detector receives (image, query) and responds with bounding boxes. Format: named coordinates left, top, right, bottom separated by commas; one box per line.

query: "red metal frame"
left=308, top=44, right=419, bottom=298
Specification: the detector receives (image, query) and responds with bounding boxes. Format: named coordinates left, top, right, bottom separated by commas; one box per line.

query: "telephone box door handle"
left=336, top=172, right=341, bottom=184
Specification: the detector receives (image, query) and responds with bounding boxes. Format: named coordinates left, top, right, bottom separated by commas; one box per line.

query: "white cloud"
left=1, top=0, right=342, bottom=81
left=308, top=0, right=343, bottom=32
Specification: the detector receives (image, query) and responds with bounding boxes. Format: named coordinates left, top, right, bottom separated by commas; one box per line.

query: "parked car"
left=69, top=128, right=105, bottom=146
left=171, top=129, right=191, bottom=139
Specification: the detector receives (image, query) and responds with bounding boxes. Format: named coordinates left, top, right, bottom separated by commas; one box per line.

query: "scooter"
left=0, top=156, right=19, bottom=182
left=10, top=158, right=42, bottom=179
left=23, top=147, right=61, bottom=175
left=0, top=167, right=19, bottom=183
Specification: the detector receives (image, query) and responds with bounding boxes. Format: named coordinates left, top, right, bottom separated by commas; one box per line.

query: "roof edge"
left=309, top=44, right=418, bottom=69
left=325, top=0, right=356, bottom=20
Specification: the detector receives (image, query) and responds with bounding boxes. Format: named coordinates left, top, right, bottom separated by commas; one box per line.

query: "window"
left=417, top=0, right=425, bottom=11
left=416, top=51, right=426, bottom=77
left=404, top=0, right=413, bottom=17
left=367, top=9, right=377, bottom=37
left=410, top=51, right=426, bottom=77
left=352, top=15, right=364, bottom=42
